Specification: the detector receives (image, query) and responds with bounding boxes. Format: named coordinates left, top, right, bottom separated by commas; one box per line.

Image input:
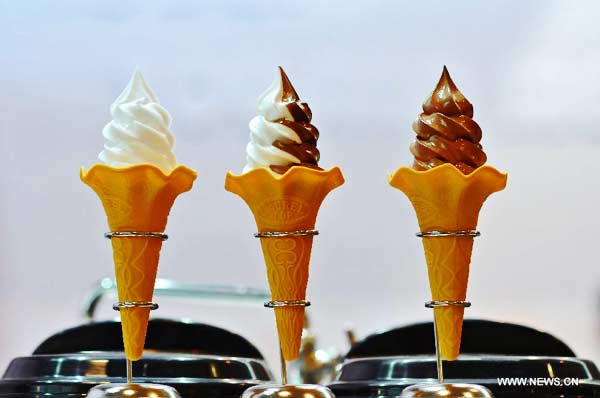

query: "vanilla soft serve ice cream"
left=99, top=69, right=177, bottom=173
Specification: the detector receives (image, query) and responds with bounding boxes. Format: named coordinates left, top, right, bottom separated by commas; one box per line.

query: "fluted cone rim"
left=80, top=163, right=197, bottom=181
left=388, top=163, right=507, bottom=186
left=226, top=165, right=344, bottom=182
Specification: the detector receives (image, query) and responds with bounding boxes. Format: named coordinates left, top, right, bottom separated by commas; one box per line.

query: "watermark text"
left=497, top=377, right=579, bottom=387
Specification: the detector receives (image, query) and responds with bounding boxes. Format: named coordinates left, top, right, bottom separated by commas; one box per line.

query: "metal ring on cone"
left=425, top=300, right=471, bottom=308
left=254, top=230, right=319, bottom=238
left=113, top=301, right=159, bottom=311
left=416, top=230, right=480, bottom=238
left=104, top=231, right=169, bottom=241
left=264, top=300, right=311, bottom=308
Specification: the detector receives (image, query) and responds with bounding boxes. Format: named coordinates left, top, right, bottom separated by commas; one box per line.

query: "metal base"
left=86, top=383, right=181, bottom=398
left=242, top=384, right=335, bottom=398
left=400, top=383, right=493, bottom=398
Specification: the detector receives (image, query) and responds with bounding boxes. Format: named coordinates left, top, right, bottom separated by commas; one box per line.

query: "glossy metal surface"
left=400, top=383, right=493, bottom=398
left=333, top=355, right=600, bottom=382
left=254, top=230, right=319, bottom=238
left=293, top=321, right=344, bottom=385
left=329, top=355, right=600, bottom=397
left=416, top=230, right=480, bottom=238
left=87, top=383, right=180, bottom=398
left=264, top=300, right=311, bottom=308
left=1, top=352, right=272, bottom=398
left=3, top=352, right=272, bottom=381
left=112, top=302, right=158, bottom=311
left=104, top=232, right=168, bottom=240
left=425, top=301, right=471, bottom=308
left=242, top=384, right=336, bottom=398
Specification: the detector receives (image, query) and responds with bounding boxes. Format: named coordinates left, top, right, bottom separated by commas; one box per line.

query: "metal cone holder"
left=86, top=231, right=181, bottom=398
left=400, top=230, right=494, bottom=398
left=242, top=229, right=336, bottom=398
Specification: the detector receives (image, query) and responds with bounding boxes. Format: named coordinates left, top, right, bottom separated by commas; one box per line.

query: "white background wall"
left=1, top=1, right=599, bottom=373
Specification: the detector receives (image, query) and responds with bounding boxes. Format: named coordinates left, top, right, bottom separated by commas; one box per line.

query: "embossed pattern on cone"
left=423, top=236, right=473, bottom=359
left=225, top=166, right=344, bottom=360
left=111, top=237, right=162, bottom=359
left=262, top=234, right=312, bottom=359
left=389, top=164, right=506, bottom=360
left=81, top=164, right=196, bottom=360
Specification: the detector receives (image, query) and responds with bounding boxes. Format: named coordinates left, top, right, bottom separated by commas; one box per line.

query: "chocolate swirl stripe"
left=269, top=68, right=321, bottom=174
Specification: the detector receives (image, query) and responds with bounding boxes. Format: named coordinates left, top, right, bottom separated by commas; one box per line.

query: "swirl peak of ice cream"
left=99, top=69, right=177, bottom=173
left=410, top=66, right=487, bottom=175
left=244, top=67, right=321, bottom=175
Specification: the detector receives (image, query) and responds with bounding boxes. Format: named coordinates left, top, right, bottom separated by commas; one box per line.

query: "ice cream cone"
left=389, top=164, right=506, bottom=360
left=225, top=166, right=344, bottom=361
left=81, top=164, right=196, bottom=360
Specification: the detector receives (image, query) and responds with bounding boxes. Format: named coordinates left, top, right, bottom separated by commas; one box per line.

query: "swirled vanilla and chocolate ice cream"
left=410, top=66, right=487, bottom=175
left=244, top=67, right=321, bottom=175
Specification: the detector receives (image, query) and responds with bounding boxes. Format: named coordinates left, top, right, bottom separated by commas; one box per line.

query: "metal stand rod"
left=418, top=230, right=478, bottom=385
left=105, top=231, right=164, bottom=387
left=400, top=230, right=493, bottom=397
left=279, top=346, right=288, bottom=385
left=126, top=359, right=133, bottom=385
left=114, top=301, right=158, bottom=386
left=266, top=301, right=310, bottom=385
left=432, top=312, right=443, bottom=383
left=257, top=230, right=316, bottom=387
left=425, top=301, right=471, bottom=383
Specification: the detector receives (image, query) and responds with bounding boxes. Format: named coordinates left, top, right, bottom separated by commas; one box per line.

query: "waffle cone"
left=81, top=164, right=197, bottom=360
left=225, top=166, right=344, bottom=360
left=389, top=164, right=506, bottom=360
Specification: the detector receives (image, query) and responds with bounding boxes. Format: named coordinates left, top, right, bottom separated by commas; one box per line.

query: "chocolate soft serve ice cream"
left=410, top=66, right=487, bottom=175
left=244, top=66, right=321, bottom=175
left=388, top=66, right=507, bottom=360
